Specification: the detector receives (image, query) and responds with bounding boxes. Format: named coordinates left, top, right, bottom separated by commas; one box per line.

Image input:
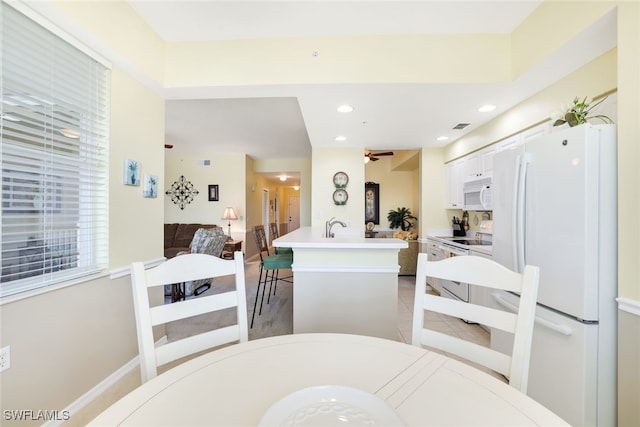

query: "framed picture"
left=142, top=174, right=158, bottom=198
left=208, top=184, right=219, bottom=201
left=123, top=159, right=140, bottom=186
left=364, top=182, right=380, bottom=224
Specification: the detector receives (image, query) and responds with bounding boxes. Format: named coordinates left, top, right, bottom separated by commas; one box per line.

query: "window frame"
left=1, top=1, right=111, bottom=300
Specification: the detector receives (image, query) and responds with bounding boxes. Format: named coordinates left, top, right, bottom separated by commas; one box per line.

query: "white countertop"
left=89, top=333, right=569, bottom=426
left=274, top=226, right=408, bottom=249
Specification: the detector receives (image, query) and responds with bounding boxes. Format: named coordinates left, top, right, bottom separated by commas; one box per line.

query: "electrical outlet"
left=0, top=346, right=10, bottom=372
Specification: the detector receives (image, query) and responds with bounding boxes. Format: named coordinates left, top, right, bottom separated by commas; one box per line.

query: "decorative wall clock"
left=333, top=171, right=349, bottom=188
left=165, top=175, right=199, bottom=210
left=333, top=188, right=348, bottom=205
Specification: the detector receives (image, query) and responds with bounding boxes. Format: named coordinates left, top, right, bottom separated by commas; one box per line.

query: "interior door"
left=287, top=195, right=300, bottom=232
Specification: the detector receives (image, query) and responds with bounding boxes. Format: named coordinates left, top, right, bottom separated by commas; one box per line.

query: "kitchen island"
left=273, top=227, right=408, bottom=340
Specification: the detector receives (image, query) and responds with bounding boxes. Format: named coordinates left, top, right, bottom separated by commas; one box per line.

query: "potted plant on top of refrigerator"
left=552, top=96, right=614, bottom=127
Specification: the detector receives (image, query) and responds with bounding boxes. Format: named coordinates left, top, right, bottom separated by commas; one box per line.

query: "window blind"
left=1, top=2, right=110, bottom=298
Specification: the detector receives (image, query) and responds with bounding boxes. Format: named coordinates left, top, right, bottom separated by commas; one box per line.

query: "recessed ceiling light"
left=437, top=136, right=449, bottom=141
left=335, top=136, right=347, bottom=142
left=337, top=105, right=353, bottom=113
left=279, top=176, right=287, bottom=182
left=478, top=104, right=496, bottom=112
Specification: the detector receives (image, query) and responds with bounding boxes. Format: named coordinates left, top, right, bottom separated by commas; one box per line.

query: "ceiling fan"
left=365, top=151, right=394, bottom=162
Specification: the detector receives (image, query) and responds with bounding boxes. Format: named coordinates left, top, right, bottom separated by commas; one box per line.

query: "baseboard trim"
left=617, top=297, right=640, bottom=317
left=42, top=336, right=168, bottom=427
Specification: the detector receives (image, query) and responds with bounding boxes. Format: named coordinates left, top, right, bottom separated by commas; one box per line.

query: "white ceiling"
left=128, top=1, right=616, bottom=165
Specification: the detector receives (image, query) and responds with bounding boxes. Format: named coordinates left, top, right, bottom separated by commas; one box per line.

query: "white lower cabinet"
left=425, top=239, right=443, bottom=293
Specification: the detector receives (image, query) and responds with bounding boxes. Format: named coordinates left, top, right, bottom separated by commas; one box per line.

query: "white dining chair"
left=131, top=252, right=248, bottom=383
left=412, top=253, right=540, bottom=393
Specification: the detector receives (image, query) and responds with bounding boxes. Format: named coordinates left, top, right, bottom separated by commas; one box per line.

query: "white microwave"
left=463, top=175, right=493, bottom=211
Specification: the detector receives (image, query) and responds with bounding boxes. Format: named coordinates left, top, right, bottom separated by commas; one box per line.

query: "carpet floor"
left=165, top=258, right=294, bottom=342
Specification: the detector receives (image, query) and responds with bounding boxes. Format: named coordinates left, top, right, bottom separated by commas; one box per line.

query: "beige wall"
left=618, top=309, right=640, bottom=426
left=364, top=155, right=419, bottom=231
left=419, top=148, right=451, bottom=235
left=311, top=148, right=364, bottom=231
left=164, top=153, right=247, bottom=242
left=1, top=1, right=638, bottom=425
left=164, top=34, right=511, bottom=87
left=252, top=158, right=312, bottom=228
left=0, top=66, right=165, bottom=424
left=616, top=3, right=640, bottom=424
left=444, top=49, right=617, bottom=162
left=110, top=69, right=166, bottom=267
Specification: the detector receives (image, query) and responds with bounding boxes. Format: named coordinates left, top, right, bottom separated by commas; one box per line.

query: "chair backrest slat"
left=413, top=253, right=539, bottom=393
left=252, top=225, right=271, bottom=260
left=131, top=253, right=248, bottom=383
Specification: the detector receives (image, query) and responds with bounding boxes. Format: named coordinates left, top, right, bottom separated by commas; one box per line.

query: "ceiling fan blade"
left=370, top=156, right=380, bottom=161
left=371, top=151, right=394, bottom=157
left=164, top=144, right=174, bottom=149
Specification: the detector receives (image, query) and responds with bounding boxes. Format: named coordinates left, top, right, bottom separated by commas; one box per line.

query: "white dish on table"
left=259, top=385, right=405, bottom=426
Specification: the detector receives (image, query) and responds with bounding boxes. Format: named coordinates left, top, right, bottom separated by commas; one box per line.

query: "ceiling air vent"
left=452, top=123, right=470, bottom=130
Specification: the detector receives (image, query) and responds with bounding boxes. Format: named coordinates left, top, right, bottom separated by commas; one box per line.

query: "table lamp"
left=222, top=207, right=237, bottom=237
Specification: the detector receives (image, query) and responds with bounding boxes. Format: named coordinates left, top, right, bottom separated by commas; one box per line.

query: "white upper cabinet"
left=497, top=134, right=522, bottom=152
left=497, top=122, right=551, bottom=152
left=445, top=121, right=552, bottom=211
left=465, top=144, right=497, bottom=181
left=521, top=122, right=551, bottom=144
left=445, top=158, right=465, bottom=209
left=464, top=144, right=498, bottom=180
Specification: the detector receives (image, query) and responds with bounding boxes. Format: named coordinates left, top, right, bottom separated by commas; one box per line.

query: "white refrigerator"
left=490, top=124, right=617, bottom=426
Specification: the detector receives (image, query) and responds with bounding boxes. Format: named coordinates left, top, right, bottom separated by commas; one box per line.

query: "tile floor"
left=65, top=264, right=503, bottom=426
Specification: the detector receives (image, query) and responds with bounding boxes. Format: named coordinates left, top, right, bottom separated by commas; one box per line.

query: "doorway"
left=288, top=195, right=300, bottom=233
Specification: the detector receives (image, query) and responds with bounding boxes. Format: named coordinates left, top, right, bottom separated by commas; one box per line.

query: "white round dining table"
left=89, top=333, right=569, bottom=426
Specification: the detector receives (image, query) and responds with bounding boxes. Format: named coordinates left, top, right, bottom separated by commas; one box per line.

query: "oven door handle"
left=436, top=245, right=468, bottom=257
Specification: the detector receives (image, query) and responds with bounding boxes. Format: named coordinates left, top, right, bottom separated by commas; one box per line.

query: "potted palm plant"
left=387, top=207, right=417, bottom=231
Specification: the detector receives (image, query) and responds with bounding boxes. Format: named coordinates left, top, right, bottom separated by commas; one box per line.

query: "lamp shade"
left=222, top=207, right=238, bottom=221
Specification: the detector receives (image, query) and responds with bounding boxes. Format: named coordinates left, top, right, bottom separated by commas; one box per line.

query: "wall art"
left=165, top=175, right=199, bottom=210
left=208, top=184, right=219, bottom=201
left=143, top=174, right=158, bottom=198
left=365, top=182, right=380, bottom=224
left=123, top=159, right=140, bottom=186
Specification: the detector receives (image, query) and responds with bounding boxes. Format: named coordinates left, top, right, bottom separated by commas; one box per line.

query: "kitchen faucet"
left=325, top=217, right=347, bottom=238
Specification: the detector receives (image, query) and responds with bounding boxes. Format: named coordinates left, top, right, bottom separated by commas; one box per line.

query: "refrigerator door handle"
left=508, top=155, right=521, bottom=271
left=491, top=292, right=573, bottom=336
left=515, top=153, right=531, bottom=273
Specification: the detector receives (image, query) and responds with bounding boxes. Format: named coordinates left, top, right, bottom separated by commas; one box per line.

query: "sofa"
left=392, top=231, right=419, bottom=276
left=164, top=223, right=229, bottom=299
left=398, top=240, right=419, bottom=275
left=164, top=223, right=218, bottom=259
